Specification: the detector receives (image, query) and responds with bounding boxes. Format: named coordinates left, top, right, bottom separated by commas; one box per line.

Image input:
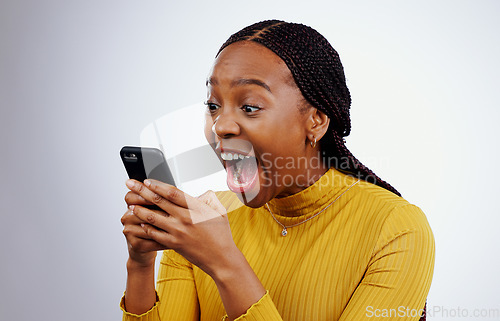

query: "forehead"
left=209, top=41, right=293, bottom=89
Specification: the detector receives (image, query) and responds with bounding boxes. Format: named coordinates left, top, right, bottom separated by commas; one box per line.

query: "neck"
left=266, top=167, right=358, bottom=218
left=275, top=155, right=329, bottom=198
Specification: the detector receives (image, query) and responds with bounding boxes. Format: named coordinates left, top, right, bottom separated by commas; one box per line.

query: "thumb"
left=196, top=190, right=227, bottom=216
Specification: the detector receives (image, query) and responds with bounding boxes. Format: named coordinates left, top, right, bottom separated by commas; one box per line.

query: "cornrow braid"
left=217, top=20, right=401, bottom=197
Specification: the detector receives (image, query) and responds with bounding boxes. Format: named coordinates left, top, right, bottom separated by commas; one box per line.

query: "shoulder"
left=334, top=176, right=434, bottom=267
left=337, top=171, right=432, bottom=237
left=339, top=169, right=413, bottom=217
left=351, top=176, right=409, bottom=210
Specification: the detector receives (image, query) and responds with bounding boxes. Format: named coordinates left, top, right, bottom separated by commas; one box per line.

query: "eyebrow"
left=206, top=77, right=272, bottom=93
left=232, top=78, right=272, bottom=93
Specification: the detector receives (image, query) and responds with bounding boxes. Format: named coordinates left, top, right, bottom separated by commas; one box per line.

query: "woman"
left=120, top=20, right=434, bottom=321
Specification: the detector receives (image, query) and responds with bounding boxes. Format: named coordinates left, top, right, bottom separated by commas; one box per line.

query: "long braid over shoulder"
left=217, top=20, right=401, bottom=197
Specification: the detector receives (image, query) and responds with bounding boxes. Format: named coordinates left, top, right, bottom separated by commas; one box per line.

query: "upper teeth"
left=221, top=152, right=251, bottom=161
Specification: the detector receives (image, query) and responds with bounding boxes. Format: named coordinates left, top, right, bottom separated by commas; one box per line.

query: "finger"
left=126, top=179, right=180, bottom=215
left=196, top=190, right=227, bottom=216
left=121, top=207, right=145, bottom=226
left=124, top=191, right=153, bottom=207
left=121, top=206, right=169, bottom=228
left=142, top=179, right=192, bottom=209
left=140, top=221, right=177, bottom=249
left=127, top=234, right=166, bottom=253
left=123, top=221, right=154, bottom=240
left=129, top=204, right=175, bottom=232
left=196, top=190, right=212, bottom=204
left=144, top=180, right=218, bottom=222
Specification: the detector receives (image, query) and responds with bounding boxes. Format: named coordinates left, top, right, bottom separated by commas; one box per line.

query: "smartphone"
left=120, top=146, right=176, bottom=186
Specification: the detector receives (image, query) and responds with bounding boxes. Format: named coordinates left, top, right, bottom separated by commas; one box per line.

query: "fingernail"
left=126, top=179, right=135, bottom=188
left=128, top=205, right=135, bottom=212
left=144, top=179, right=151, bottom=187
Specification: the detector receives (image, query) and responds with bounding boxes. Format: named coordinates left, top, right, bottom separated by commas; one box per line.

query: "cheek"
left=255, top=122, right=305, bottom=168
left=273, top=115, right=307, bottom=145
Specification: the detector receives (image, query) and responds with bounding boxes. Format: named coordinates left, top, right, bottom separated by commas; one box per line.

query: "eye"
left=204, top=101, right=220, bottom=114
left=242, top=105, right=261, bottom=113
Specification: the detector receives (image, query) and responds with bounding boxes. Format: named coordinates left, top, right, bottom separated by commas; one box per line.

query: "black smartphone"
left=120, top=146, right=176, bottom=186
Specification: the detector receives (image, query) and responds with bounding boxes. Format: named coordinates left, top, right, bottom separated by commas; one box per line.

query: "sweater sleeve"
left=219, top=291, right=283, bottom=321
left=338, top=204, right=435, bottom=321
left=121, top=250, right=200, bottom=321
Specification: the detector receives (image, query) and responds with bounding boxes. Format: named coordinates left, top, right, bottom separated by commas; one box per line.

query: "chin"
left=234, top=191, right=266, bottom=208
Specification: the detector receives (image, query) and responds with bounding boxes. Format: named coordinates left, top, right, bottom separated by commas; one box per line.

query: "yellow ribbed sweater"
left=121, top=168, right=435, bottom=320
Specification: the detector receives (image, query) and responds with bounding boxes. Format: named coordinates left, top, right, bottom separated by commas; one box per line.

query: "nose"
left=212, top=112, right=240, bottom=138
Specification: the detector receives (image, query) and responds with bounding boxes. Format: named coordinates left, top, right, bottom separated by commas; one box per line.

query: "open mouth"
left=221, top=151, right=259, bottom=193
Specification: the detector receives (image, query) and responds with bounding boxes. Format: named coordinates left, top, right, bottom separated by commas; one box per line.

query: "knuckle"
left=168, top=236, right=179, bottom=248
left=165, top=187, right=180, bottom=200
left=203, top=191, right=214, bottom=202
left=124, top=192, right=133, bottom=204
left=177, top=214, right=189, bottom=224
left=152, top=193, right=163, bottom=204
left=121, top=210, right=133, bottom=225
left=122, top=226, right=131, bottom=236
left=131, top=205, right=140, bottom=216
left=146, top=213, right=156, bottom=224
left=129, top=238, right=140, bottom=250
left=143, top=225, right=153, bottom=236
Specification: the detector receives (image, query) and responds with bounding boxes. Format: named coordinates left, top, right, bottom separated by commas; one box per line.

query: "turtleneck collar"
left=265, top=168, right=358, bottom=218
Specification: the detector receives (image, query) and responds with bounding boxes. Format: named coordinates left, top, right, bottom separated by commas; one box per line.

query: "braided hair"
left=217, top=20, right=401, bottom=197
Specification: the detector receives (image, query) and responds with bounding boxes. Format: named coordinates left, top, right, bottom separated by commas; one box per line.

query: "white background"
left=1, top=1, right=499, bottom=320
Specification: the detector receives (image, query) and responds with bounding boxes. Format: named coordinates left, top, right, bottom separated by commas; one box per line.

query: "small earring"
left=310, top=137, right=317, bottom=148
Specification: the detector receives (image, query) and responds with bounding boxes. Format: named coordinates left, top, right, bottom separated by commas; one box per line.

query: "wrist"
left=124, top=257, right=157, bottom=315
left=210, top=247, right=250, bottom=285
left=127, top=255, right=156, bottom=272
left=209, top=247, right=266, bottom=320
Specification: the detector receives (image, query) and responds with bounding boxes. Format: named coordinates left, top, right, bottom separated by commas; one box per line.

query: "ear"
left=306, top=108, right=330, bottom=143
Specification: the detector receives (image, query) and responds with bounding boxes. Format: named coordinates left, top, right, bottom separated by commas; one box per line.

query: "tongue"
left=234, top=157, right=254, bottom=182
left=227, top=157, right=258, bottom=191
